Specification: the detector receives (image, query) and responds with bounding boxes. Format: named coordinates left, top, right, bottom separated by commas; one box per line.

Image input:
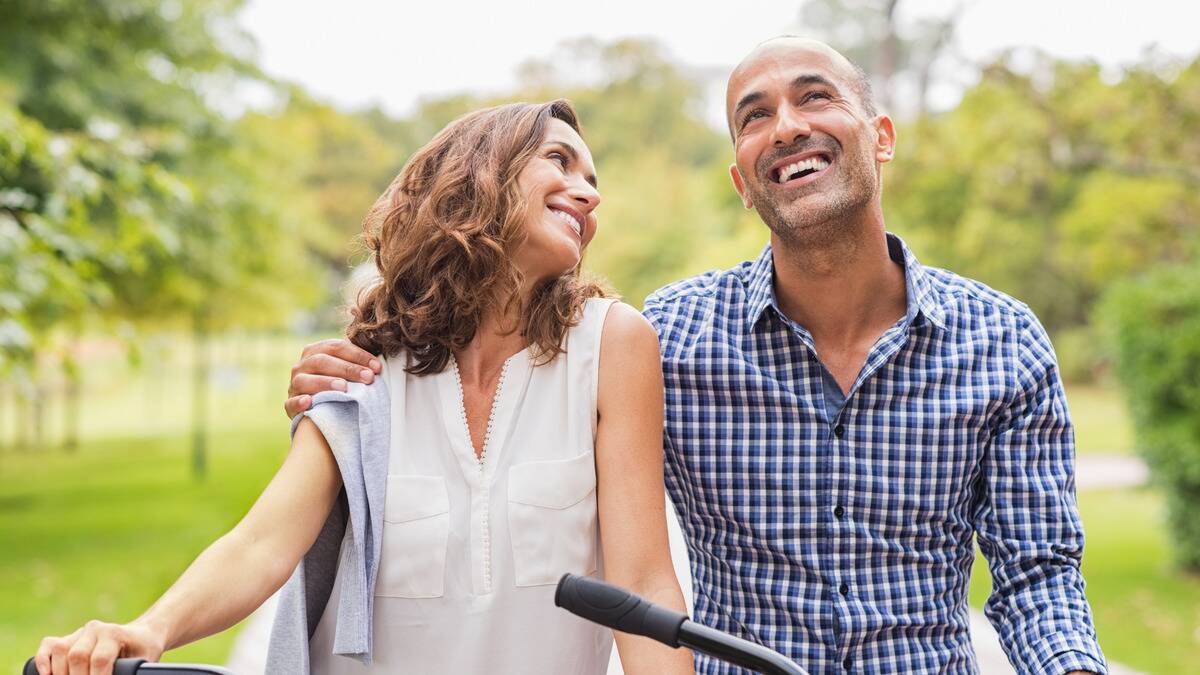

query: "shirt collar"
left=744, top=233, right=948, bottom=331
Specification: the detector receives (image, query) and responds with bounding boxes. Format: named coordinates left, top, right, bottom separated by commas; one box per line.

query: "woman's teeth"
left=777, top=156, right=831, bottom=183
left=551, top=208, right=582, bottom=236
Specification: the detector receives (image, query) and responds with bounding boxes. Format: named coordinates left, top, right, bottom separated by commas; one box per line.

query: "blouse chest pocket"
left=507, top=452, right=598, bottom=587
left=376, top=475, right=450, bottom=598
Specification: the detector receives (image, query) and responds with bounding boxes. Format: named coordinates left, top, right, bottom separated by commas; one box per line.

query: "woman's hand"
left=34, top=618, right=165, bottom=675
left=284, top=339, right=381, bottom=418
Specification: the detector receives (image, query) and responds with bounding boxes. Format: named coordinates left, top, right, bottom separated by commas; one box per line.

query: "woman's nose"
left=570, top=180, right=601, bottom=212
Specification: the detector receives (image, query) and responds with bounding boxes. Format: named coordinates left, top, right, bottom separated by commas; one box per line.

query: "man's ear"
left=729, top=163, right=753, bottom=209
left=874, top=114, right=896, bottom=163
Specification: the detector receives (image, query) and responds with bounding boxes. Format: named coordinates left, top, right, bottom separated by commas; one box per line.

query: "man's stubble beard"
left=749, top=150, right=879, bottom=251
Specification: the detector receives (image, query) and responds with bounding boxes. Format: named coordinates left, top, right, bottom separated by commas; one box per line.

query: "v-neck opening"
left=438, top=347, right=532, bottom=484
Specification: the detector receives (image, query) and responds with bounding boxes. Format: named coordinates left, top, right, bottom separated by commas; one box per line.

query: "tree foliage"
left=886, top=54, right=1200, bottom=376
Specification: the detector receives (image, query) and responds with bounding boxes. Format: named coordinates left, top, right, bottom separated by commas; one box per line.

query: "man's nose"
left=769, top=105, right=811, bottom=147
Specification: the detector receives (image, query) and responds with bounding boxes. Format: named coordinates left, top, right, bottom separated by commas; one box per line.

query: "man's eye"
left=741, top=110, right=768, bottom=128
left=802, top=91, right=832, bottom=104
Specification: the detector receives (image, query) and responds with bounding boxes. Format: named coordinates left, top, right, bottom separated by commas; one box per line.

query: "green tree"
left=0, top=0, right=332, bottom=470
left=886, top=53, right=1200, bottom=381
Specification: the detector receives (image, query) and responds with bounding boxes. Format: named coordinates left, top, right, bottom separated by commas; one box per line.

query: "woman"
left=34, top=100, right=692, bottom=674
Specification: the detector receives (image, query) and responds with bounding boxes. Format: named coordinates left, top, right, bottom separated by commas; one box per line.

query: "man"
left=285, top=38, right=1106, bottom=674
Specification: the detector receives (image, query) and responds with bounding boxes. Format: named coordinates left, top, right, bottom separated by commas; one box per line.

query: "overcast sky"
left=236, top=0, right=1200, bottom=126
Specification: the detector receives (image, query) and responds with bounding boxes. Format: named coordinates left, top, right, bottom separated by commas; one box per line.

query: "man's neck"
left=770, top=217, right=907, bottom=350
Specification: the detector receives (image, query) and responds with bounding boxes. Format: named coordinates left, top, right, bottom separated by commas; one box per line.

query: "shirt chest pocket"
left=507, top=452, right=598, bottom=587
left=376, top=475, right=450, bottom=598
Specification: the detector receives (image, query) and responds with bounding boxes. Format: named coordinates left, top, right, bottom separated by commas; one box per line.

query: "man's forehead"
left=726, top=39, right=853, bottom=108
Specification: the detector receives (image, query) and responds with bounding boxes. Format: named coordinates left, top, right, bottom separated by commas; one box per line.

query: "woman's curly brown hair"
left=347, top=99, right=613, bottom=375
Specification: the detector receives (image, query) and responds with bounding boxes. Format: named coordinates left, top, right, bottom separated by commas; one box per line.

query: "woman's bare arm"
left=595, top=302, right=694, bottom=675
left=35, top=418, right=343, bottom=675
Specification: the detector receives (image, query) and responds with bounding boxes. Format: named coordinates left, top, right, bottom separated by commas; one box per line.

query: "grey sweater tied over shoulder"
left=265, top=379, right=391, bottom=673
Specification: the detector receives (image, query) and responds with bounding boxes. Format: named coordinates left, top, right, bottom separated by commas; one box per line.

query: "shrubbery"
left=1101, top=263, right=1200, bottom=570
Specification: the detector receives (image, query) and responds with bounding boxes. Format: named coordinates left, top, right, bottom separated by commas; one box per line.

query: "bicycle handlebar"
left=23, top=657, right=236, bottom=675
left=554, top=573, right=809, bottom=675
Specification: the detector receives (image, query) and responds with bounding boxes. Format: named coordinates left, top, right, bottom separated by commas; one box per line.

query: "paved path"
left=1074, top=454, right=1149, bottom=491
left=226, top=455, right=1148, bottom=674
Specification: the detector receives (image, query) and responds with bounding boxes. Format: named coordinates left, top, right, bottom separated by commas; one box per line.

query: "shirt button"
left=833, top=424, right=845, bottom=438
left=839, top=582, right=849, bottom=596
left=833, top=505, right=845, bottom=518
left=843, top=656, right=853, bottom=670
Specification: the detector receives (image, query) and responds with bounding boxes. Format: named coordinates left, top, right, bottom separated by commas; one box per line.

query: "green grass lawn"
left=0, top=430, right=286, bottom=671
left=969, top=488, right=1200, bottom=673
left=0, top=332, right=303, bottom=671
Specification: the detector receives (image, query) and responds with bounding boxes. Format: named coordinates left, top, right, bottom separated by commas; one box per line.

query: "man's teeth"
left=777, top=157, right=831, bottom=183
left=551, top=208, right=582, bottom=236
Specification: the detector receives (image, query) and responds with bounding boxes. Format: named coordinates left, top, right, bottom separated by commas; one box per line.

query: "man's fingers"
left=286, top=339, right=379, bottom=418
left=290, top=373, right=350, bottom=397
left=293, top=353, right=375, bottom=388
left=299, top=339, right=380, bottom=373
left=284, top=394, right=312, bottom=419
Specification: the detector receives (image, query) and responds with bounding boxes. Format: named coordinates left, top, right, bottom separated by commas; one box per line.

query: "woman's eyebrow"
left=543, top=141, right=597, bottom=188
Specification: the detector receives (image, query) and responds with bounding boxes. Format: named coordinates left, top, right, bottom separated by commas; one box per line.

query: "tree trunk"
left=62, top=349, right=80, bottom=452
left=192, top=309, right=210, bottom=480
left=878, top=0, right=901, bottom=113
left=0, top=383, right=7, bottom=452
left=30, top=363, right=45, bottom=450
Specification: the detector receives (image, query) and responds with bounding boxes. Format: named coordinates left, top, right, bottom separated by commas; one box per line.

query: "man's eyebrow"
left=543, top=140, right=597, bottom=188
left=733, top=74, right=842, bottom=123
left=733, top=91, right=765, bottom=121
left=790, top=73, right=839, bottom=93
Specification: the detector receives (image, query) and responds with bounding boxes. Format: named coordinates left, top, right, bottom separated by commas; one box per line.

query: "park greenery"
left=1102, top=265, right=1200, bottom=570
left=3, top=0, right=1200, bottom=670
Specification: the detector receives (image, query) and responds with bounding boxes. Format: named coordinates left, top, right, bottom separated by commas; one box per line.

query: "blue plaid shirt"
left=643, top=235, right=1106, bottom=674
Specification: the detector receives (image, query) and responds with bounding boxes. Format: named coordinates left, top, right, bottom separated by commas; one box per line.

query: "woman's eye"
left=549, top=152, right=569, bottom=168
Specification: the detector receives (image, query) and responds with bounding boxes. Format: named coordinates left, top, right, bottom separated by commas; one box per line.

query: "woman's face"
left=511, top=118, right=601, bottom=284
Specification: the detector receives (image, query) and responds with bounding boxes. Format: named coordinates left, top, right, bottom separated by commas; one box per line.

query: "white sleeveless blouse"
left=309, top=298, right=617, bottom=674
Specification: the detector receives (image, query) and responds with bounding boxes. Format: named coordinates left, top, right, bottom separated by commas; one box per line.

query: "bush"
left=1099, top=263, right=1200, bottom=570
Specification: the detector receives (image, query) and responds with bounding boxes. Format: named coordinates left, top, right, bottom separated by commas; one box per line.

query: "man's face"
left=726, top=41, right=894, bottom=241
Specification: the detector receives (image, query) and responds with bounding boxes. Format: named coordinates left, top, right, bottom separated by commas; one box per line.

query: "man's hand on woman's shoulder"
left=285, top=338, right=382, bottom=418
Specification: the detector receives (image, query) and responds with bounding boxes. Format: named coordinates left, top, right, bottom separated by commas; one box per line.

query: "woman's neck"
left=453, top=307, right=527, bottom=387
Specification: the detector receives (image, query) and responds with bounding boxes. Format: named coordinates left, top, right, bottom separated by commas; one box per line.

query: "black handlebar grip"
left=555, top=573, right=688, bottom=647
left=25, top=657, right=146, bottom=675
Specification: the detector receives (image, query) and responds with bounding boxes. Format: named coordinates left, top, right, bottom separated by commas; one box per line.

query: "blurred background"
left=2, top=0, right=1199, bottom=672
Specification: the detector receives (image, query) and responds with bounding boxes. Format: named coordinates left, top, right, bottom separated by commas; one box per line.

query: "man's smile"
left=765, top=150, right=834, bottom=188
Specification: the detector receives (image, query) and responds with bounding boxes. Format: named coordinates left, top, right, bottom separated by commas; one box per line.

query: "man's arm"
left=284, top=339, right=381, bottom=417
left=974, top=311, right=1107, bottom=675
